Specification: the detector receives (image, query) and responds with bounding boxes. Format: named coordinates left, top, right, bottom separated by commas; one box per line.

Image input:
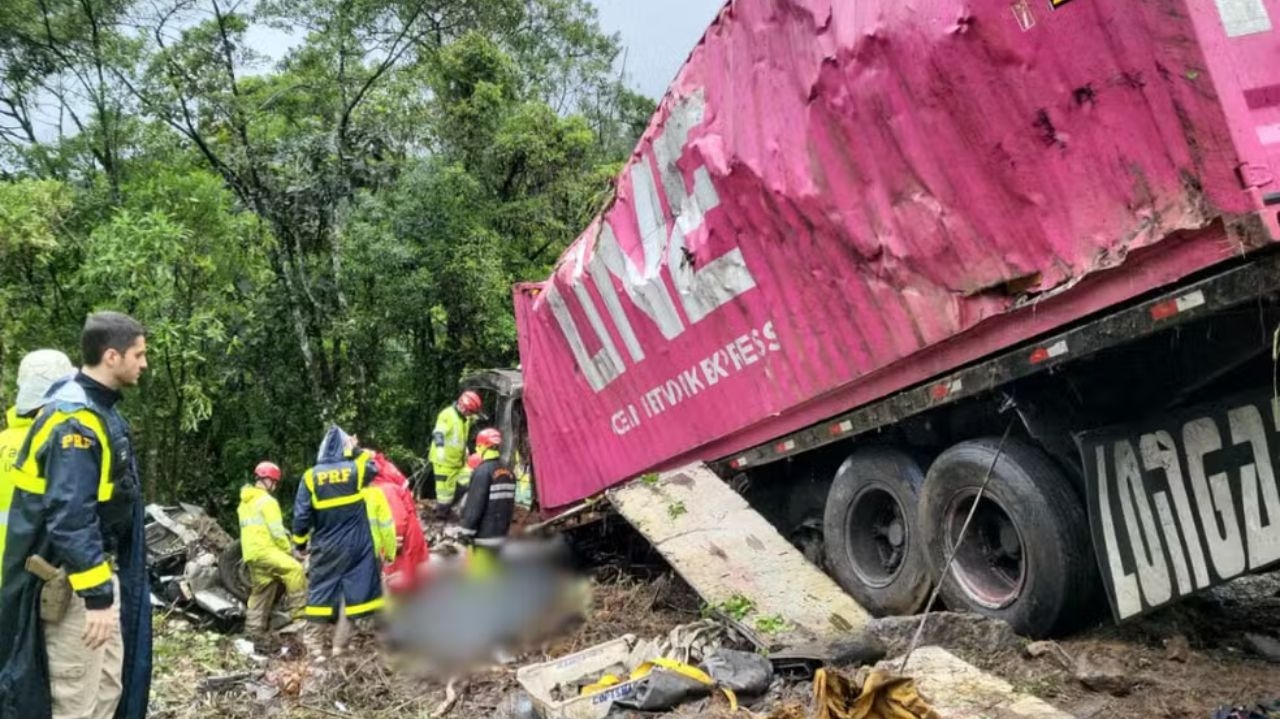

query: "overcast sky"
left=244, top=1, right=725, bottom=101
left=590, top=0, right=724, bottom=99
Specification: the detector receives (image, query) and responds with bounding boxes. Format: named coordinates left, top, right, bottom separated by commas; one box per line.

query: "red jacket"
left=370, top=453, right=429, bottom=592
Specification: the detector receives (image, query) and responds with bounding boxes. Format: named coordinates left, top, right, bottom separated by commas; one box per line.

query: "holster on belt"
left=25, top=555, right=72, bottom=623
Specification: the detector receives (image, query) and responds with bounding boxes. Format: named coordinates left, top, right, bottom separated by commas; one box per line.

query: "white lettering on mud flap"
left=548, top=89, right=761, bottom=393
left=1082, top=388, right=1280, bottom=621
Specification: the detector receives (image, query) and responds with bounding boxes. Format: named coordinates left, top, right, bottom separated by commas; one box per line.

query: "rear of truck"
left=514, top=0, right=1280, bottom=634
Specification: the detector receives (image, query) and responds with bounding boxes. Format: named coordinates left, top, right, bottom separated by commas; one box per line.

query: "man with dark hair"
left=0, top=311, right=152, bottom=719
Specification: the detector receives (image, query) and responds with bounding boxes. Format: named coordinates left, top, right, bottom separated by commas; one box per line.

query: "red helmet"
left=457, top=391, right=482, bottom=415
left=476, top=428, right=502, bottom=449
left=254, top=461, right=281, bottom=482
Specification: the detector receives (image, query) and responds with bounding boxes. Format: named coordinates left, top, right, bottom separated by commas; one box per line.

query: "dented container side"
left=1186, top=0, right=1280, bottom=236
left=516, top=0, right=1280, bottom=508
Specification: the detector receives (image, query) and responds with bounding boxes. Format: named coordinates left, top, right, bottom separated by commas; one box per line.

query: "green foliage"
left=0, top=0, right=654, bottom=525
left=667, top=500, right=687, bottom=519
left=754, top=614, right=794, bottom=634
left=0, top=180, right=72, bottom=255
left=714, top=594, right=757, bottom=622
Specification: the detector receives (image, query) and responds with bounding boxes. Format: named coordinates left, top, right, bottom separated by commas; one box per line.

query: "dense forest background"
left=0, top=0, right=653, bottom=520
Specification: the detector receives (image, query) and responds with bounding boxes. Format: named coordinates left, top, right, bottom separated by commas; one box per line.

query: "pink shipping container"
left=514, top=0, right=1280, bottom=510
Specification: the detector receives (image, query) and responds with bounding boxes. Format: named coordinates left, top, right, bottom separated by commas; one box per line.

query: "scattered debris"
left=143, top=501, right=1280, bottom=719
left=868, top=612, right=1022, bottom=660
left=1164, top=634, right=1192, bottom=663
left=768, top=637, right=888, bottom=678
left=1244, top=633, right=1280, bottom=664
left=1072, top=650, right=1133, bottom=697
left=805, top=666, right=939, bottom=719
left=1024, top=640, right=1074, bottom=670
left=196, top=672, right=258, bottom=695
left=1212, top=699, right=1280, bottom=719
left=703, top=648, right=773, bottom=695
left=145, top=503, right=250, bottom=626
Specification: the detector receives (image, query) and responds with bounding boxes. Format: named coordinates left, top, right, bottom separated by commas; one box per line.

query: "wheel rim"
left=944, top=491, right=1026, bottom=610
left=844, top=485, right=909, bottom=589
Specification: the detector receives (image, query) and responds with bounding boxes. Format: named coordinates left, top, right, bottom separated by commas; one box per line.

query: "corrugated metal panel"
left=516, top=0, right=1279, bottom=508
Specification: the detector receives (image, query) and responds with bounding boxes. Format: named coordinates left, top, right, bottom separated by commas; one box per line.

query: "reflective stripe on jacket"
left=238, top=484, right=291, bottom=561
left=430, top=406, right=472, bottom=474
left=0, top=407, right=35, bottom=588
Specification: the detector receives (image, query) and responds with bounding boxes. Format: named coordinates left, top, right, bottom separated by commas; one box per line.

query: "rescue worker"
left=237, top=460, right=306, bottom=635
left=456, top=428, right=516, bottom=572
left=292, top=426, right=385, bottom=657
left=429, top=390, right=482, bottom=518
left=0, top=311, right=152, bottom=719
left=1, top=350, right=75, bottom=588
left=369, top=451, right=428, bottom=594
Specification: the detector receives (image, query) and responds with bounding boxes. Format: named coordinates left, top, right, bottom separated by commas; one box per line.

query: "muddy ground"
left=149, top=518, right=1280, bottom=719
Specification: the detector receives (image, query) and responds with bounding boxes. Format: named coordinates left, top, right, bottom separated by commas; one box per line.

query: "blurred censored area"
left=386, top=536, right=589, bottom=673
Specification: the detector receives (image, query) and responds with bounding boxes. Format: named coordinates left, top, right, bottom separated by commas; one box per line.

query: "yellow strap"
left=68, top=561, right=113, bottom=591
left=629, top=659, right=738, bottom=711
left=580, top=674, right=622, bottom=697
left=14, top=409, right=113, bottom=501
left=344, top=597, right=386, bottom=617
left=304, top=605, right=334, bottom=617
left=292, top=533, right=310, bottom=546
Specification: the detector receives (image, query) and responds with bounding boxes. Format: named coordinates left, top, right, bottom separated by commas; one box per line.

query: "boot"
left=280, top=590, right=309, bottom=633
left=302, top=622, right=330, bottom=661
left=285, top=590, right=307, bottom=620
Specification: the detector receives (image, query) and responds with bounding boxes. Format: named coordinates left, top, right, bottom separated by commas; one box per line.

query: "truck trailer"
left=506, top=0, right=1280, bottom=636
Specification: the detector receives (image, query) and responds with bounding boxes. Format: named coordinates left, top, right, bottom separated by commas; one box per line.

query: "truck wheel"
left=822, top=449, right=932, bottom=616
left=218, top=541, right=252, bottom=602
left=919, top=438, right=1094, bottom=637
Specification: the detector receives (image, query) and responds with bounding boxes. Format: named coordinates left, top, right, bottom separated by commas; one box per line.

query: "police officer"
left=429, top=391, right=482, bottom=518
left=0, top=312, right=152, bottom=719
left=292, top=426, right=384, bottom=658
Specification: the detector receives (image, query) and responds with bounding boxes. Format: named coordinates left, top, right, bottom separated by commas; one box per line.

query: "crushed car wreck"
left=144, top=503, right=269, bottom=628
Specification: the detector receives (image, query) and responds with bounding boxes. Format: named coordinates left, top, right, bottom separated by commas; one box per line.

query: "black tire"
left=822, top=448, right=932, bottom=616
left=919, top=438, right=1095, bottom=637
left=218, top=541, right=252, bottom=602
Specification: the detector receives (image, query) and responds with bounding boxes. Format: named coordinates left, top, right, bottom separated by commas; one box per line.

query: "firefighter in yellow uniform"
left=0, top=350, right=75, bottom=588
left=237, top=461, right=306, bottom=634
left=430, top=390, right=482, bottom=518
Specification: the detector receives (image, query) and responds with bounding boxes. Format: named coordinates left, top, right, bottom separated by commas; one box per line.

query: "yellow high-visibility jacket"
left=238, top=484, right=291, bottom=561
